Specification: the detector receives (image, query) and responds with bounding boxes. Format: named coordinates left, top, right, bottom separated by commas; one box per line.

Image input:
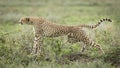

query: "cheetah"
left=19, top=17, right=112, bottom=55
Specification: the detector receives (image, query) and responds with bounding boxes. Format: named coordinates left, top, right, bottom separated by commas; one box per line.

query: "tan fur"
left=19, top=17, right=112, bottom=55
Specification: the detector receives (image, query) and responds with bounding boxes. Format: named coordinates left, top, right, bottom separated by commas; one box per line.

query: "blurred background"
left=0, top=0, right=120, bottom=68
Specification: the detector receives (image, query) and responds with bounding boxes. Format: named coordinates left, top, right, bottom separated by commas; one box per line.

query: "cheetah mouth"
left=19, top=21, right=23, bottom=25
left=20, top=22, right=23, bottom=25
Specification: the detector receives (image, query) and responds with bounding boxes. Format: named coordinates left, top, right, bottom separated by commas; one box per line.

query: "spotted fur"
left=19, top=17, right=112, bottom=55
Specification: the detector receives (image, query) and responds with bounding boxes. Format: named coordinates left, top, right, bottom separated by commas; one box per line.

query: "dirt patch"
left=62, top=52, right=94, bottom=62
left=56, top=52, right=94, bottom=64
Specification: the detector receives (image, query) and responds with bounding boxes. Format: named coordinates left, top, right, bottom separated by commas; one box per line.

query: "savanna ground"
left=0, top=0, right=120, bottom=68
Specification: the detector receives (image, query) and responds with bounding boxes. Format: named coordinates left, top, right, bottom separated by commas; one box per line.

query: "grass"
left=0, top=0, right=120, bottom=68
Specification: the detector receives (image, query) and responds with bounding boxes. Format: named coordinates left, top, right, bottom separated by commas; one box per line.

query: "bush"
left=104, top=47, right=120, bottom=67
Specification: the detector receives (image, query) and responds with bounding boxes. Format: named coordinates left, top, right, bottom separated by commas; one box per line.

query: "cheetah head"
left=19, top=17, right=33, bottom=25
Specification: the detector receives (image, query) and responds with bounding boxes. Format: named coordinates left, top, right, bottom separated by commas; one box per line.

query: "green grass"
left=0, top=0, right=120, bottom=68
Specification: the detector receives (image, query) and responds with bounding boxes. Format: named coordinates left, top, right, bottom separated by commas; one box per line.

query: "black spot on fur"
left=103, top=19, right=105, bottom=21
left=106, top=18, right=108, bottom=20
left=98, top=22, right=101, bottom=24
left=108, top=19, right=112, bottom=22
left=100, top=20, right=103, bottom=22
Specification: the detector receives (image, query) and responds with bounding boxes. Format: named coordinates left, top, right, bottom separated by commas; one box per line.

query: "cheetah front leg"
left=31, top=33, right=43, bottom=55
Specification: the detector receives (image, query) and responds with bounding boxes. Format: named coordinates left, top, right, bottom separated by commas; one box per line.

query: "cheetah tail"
left=78, top=18, right=112, bottom=29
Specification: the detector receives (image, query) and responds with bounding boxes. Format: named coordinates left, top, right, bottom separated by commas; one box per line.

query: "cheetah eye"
left=26, top=18, right=30, bottom=22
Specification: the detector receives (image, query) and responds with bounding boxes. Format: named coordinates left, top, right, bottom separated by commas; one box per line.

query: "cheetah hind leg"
left=67, top=36, right=87, bottom=53
left=92, top=43, right=105, bottom=54
left=80, top=44, right=86, bottom=52
left=67, top=37, right=87, bottom=53
left=81, top=36, right=104, bottom=54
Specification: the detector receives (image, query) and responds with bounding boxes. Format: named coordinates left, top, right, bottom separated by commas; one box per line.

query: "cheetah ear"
left=26, top=18, right=30, bottom=22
